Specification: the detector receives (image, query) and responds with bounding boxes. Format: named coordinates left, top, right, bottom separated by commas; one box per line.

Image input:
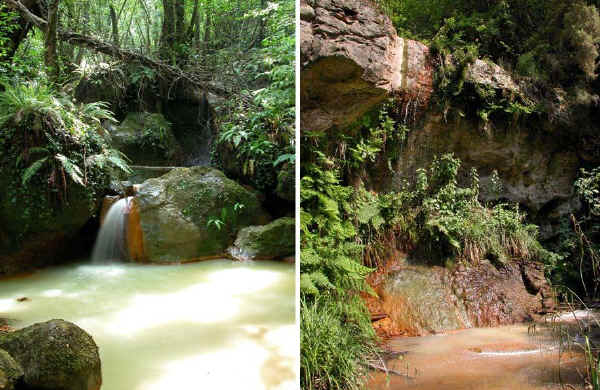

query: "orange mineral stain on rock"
left=126, top=199, right=146, bottom=262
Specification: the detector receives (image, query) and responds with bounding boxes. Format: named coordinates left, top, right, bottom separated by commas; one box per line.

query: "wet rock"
left=111, top=112, right=183, bottom=166
left=228, top=217, right=295, bottom=261
left=0, top=320, right=101, bottom=390
left=369, top=260, right=554, bottom=337
left=129, top=167, right=271, bottom=263
left=0, top=349, right=23, bottom=390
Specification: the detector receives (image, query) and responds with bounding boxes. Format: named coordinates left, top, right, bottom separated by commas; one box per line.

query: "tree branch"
left=5, top=0, right=229, bottom=97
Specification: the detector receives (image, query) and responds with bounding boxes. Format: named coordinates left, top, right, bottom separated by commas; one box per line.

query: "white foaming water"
left=91, top=197, right=132, bottom=263
left=0, top=260, right=296, bottom=390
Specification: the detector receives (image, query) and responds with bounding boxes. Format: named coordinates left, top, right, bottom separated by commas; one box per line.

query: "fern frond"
left=22, top=157, right=48, bottom=185
left=55, top=154, right=84, bottom=186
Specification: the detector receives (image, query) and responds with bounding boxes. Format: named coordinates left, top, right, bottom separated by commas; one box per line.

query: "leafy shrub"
left=0, top=80, right=130, bottom=242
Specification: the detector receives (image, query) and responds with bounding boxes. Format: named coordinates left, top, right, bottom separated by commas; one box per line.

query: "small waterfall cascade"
left=91, top=197, right=132, bottom=263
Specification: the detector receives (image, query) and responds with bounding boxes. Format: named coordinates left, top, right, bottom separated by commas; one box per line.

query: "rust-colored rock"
left=126, top=199, right=145, bottom=262
left=364, top=255, right=555, bottom=338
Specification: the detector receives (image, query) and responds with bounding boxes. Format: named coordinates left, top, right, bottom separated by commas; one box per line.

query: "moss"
left=0, top=320, right=101, bottom=390
left=233, top=217, right=295, bottom=259
left=111, top=112, right=182, bottom=165
left=0, top=349, right=23, bottom=390
left=134, top=167, right=271, bottom=262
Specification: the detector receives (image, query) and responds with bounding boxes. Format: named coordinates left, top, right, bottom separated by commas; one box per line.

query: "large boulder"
left=0, top=320, right=101, bottom=390
left=128, top=167, right=271, bottom=263
left=0, top=178, right=101, bottom=276
left=228, top=217, right=295, bottom=261
left=0, top=349, right=24, bottom=390
left=111, top=112, right=183, bottom=166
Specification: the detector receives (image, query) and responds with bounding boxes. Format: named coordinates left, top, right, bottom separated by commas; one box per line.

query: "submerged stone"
left=0, top=320, right=101, bottom=390
left=229, top=217, right=295, bottom=261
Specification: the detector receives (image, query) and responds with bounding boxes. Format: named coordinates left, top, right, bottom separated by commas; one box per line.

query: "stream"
left=368, top=325, right=587, bottom=390
left=0, top=260, right=296, bottom=390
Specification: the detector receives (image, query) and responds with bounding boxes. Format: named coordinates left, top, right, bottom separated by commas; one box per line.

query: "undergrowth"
left=300, top=105, right=554, bottom=389
left=0, top=80, right=130, bottom=246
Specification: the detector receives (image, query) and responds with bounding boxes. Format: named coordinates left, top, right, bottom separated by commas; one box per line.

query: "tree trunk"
left=203, top=0, right=212, bottom=54
left=160, top=0, right=175, bottom=59
left=109, top=3, right=120, bottom=48
left=257, top=0, right=267, bottom=45
left=44, top=0, right=60, bottom=84
left=186, top=0, right=199, bottom=42
left=175, top=0, right=185, bottom=43
left=74, top=3, right=89, bottom=65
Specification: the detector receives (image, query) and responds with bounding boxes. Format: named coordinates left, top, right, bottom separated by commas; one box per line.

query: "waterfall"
left=91, top=197, right=132, bottom=263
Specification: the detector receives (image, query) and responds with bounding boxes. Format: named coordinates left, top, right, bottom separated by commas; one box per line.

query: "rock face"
left=301, top=0, right=583, bottom=237
left=301, top=0, right=433, bottom=132
left=0, top=349, right=23, bottom=390
left=228, top=217, right=295, bottom=261
left=366, top=259, right=554, bottom=337
left=111, top=112, right=183, bottom=166
left=300, top=0, right=518, bottom=132
left=128, top=167, right=271, bottom=263
left=0, top=320, right=101, bottom=390
left=0, top=183, right=100, bottom=276
left=388, top=115, right=580, bottom=238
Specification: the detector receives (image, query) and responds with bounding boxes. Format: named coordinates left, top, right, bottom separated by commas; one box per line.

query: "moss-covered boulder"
left=128, top=167, right=271, bottom=263
left=74, top=63, right=128, bottom=118
left=0, top=349, right=24, bottom=390
left=111, top=112, right=183, bottom=166
left=0, top=320, right=101, bottom=390
left=275, top=163, right=295, bottom=203
left=228, top=217, right=295, bottom=261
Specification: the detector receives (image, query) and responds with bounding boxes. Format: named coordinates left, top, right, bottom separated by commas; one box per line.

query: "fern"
left=55, top=154, right=84, bottom=186
left=22, top=157, right=48, bottom=185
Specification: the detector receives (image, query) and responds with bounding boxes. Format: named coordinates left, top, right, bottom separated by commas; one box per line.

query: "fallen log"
left=5, top=0, right=228, bottom=97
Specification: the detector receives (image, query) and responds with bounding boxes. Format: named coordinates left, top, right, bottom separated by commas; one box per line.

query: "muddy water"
left=0, top=260, right=296, bottom=390
left=369, top=325, right=586, bottom=390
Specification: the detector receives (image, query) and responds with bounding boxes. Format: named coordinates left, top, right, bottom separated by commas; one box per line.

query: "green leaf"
left=22, top=157, right=48, bottom=185
left=55, top=153, right=84, bottom=186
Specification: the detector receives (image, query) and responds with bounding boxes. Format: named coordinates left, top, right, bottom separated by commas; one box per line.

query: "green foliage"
left=212, top=0, right=295, bottom=194
left=381, top=0, right=600, bottom=117
left=300, top=107, right=555, bottom=389
left=548, top=168, right=600, bottom=299
left=0, top=80, right=131, bottom=242
left=301, top=296, right=377, bottom=390
left=206, top=202, right=245, bottom=235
